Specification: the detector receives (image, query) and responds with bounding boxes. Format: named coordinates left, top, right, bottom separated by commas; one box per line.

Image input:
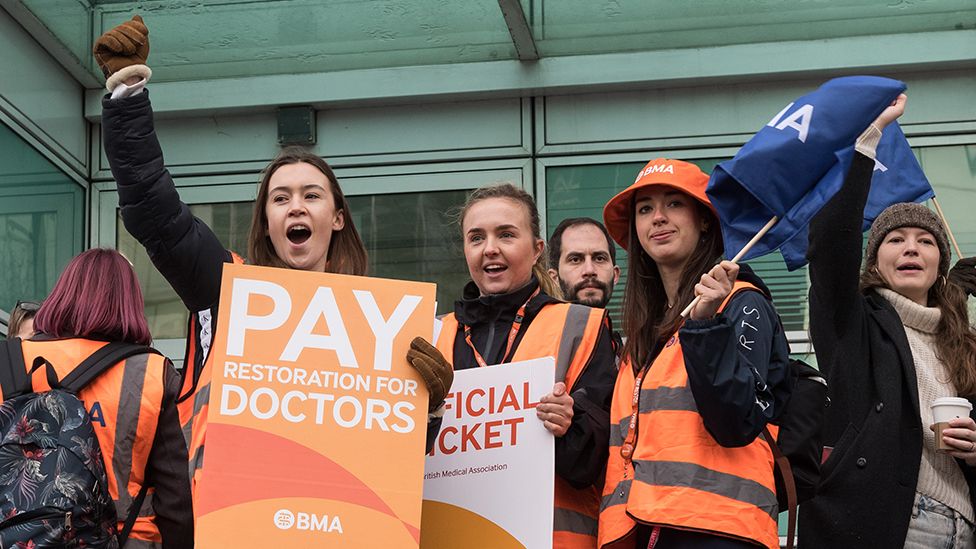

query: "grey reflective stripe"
left=640, top=385, right=697, bottom=413
left=138, top=492, right=154, bottom=517
left=554, top=304, right=593, bottom=383
left=607, top=386, right=698, bottom=447
left=553, top=507, right=598, bottom=537
left=191, top=443, right=205, bottom=474
left=180, top=416, right=192, bottom=449
left=123, top=538, right=162, bottom=549
left=114, top=353, right=148, bottom=517
left=609, top=418, right=628, bottom=447
left=633, top=460, right=778, bottom=520
left=601, top=478, right=632, bottom=511
left=114, top=492, right=154, bottom=521
left=194, top=382, right=210, bottom=414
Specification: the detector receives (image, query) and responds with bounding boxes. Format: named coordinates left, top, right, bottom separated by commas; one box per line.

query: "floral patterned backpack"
left=0, top=341, right=156, bottom=549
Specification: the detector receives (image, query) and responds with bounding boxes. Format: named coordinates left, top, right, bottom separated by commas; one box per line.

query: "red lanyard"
left=621, top=331, right=681, bottom=461
left=461, top=288, right=539, bottom=368
left=619, top=363, right=650, bottom=461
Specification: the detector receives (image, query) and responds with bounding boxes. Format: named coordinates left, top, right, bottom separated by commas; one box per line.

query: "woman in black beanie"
left=801, top=94, right=976, bottom=548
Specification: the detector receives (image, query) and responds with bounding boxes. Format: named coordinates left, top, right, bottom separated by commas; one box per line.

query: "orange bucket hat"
left=602, top=158, right=716, bottom=249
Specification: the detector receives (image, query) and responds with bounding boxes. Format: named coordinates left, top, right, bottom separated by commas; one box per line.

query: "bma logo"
left=273, top=509, right=295, bottom=529
left=272, top=508, right=344, bottom=533
left=634, top=163, right=674, bottom=182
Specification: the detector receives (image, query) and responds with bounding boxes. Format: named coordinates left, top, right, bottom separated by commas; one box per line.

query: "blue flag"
left=706, top=76, right=906, bottom=267
left=777, top=121, right=933, bottom=269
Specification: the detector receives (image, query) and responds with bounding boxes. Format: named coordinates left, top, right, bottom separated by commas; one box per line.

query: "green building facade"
left=2, top=2, right=974, bottom=370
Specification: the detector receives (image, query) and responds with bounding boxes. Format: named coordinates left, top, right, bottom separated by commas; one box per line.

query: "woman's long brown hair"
left=458, top=184, right=563, bottom=299
left=621, top=201, right=723, bottom=369
left=861, top=263, right=976, bottom=396
left=247, top=147, right=368, bottom=276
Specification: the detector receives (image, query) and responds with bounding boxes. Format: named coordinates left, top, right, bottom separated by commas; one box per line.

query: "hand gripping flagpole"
left=680, top=216, right=779, bottom=318
left=931, top=197, right=964, bottom=260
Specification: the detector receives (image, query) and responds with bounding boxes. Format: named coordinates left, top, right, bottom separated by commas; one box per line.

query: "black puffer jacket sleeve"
left=555, top=324, right=616, bottom=489
left=101, top=90, right=231, bottom=313
left=680, top=290, right=791, bottom=447
left=807, top=153, right=876, bottom=376
left=146, top=360, right=193, bottom=548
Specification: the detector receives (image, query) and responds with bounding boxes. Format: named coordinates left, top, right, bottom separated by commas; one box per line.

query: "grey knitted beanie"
left=865, top=202, right=950, bottom=276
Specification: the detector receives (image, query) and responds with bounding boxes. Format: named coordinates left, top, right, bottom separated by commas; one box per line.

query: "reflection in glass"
left=0, top=122, right=83, bottom=319
left=348, top=190, right=470, bottom=318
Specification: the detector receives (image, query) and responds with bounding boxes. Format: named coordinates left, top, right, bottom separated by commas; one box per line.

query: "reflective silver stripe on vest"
left=123, top=538, right=162, bottom=549
left=191, top=443, right=205, bottom=474
left=632, top=460, right=778, bottom=520
left=601, top=478, right=632, bottom=511
left=554, top=507, right=598, bottom=537
left=640, top=385, right=697, bottom=413
left=554, top=304, right=594, bottom=384
left=608, top=386, right=699, bottom=446
left=116, top=491, right=155, bottom=520
left=180, top=417, right=192, bottom=450
left=194, top=382, right=210, bottom=415
left=113, top=353, right=148, bottom=518
left=609, top=418, right=628, bottom=448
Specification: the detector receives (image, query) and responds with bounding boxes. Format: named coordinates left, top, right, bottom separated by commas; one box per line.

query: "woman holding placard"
left=801, top=96, right=976, bottom=548
left=93, top=16, right=454, bottom=498
left=598, top=159, right=792, bottom=549
left=435, top=183, right=617, bottom=549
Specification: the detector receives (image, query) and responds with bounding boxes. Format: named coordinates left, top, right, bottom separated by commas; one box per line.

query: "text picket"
left=428, top=382, right=540, bottom=456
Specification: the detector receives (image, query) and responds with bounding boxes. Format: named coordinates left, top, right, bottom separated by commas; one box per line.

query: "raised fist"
left=93, top=15, right=151, bottom=91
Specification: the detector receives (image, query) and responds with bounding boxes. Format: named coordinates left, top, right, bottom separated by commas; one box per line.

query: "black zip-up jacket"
left=679, top=265, right=792, bottom=447
left=450, top=277, right=617, bottom=489
left=101, top=90, right=442, bottom=454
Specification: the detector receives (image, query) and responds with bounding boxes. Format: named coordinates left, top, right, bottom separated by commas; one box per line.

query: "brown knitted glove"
left=949, top=256, right=976, bottom=297
left=407, top=337, right=454, bottom=412
left=93, top=15, right=152, bottom=91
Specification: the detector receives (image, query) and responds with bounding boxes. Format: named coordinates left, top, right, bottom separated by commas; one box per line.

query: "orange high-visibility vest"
left=439, top=302, right=608, bottom=549
left=600, top=281, right=779, bottom=549
left=176, top=252, right=244, bottom=499
left=20, top=338, right=168, bottom=548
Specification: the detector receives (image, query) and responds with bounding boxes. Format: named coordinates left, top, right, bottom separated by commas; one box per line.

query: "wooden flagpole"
left=931, top=197, right=964, bottom=259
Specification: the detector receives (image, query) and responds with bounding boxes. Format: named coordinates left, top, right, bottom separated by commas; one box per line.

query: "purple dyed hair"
left=34, top=248, right=152, bottom=346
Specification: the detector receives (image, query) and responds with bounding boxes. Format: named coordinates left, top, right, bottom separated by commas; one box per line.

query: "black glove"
left=949, top=257, right=976, bottom=297
left=407, top=337, right=454, bottom=412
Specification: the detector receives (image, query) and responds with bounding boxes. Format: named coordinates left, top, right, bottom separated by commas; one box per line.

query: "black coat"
left=799, top=153, right=976, bottom=548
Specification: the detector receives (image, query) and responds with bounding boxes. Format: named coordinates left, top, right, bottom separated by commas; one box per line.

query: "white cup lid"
left=932, top=397, right=973, bottom=410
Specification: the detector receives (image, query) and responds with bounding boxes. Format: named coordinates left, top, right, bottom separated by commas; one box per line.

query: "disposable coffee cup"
left=932, top=397, right=973, bottom=452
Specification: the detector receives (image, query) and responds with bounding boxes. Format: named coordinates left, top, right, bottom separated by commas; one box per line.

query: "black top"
left=450, top=277, right=617, bottom=489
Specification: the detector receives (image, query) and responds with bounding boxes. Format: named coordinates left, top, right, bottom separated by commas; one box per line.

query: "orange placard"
left=195, top=264, right=435, bottom=548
